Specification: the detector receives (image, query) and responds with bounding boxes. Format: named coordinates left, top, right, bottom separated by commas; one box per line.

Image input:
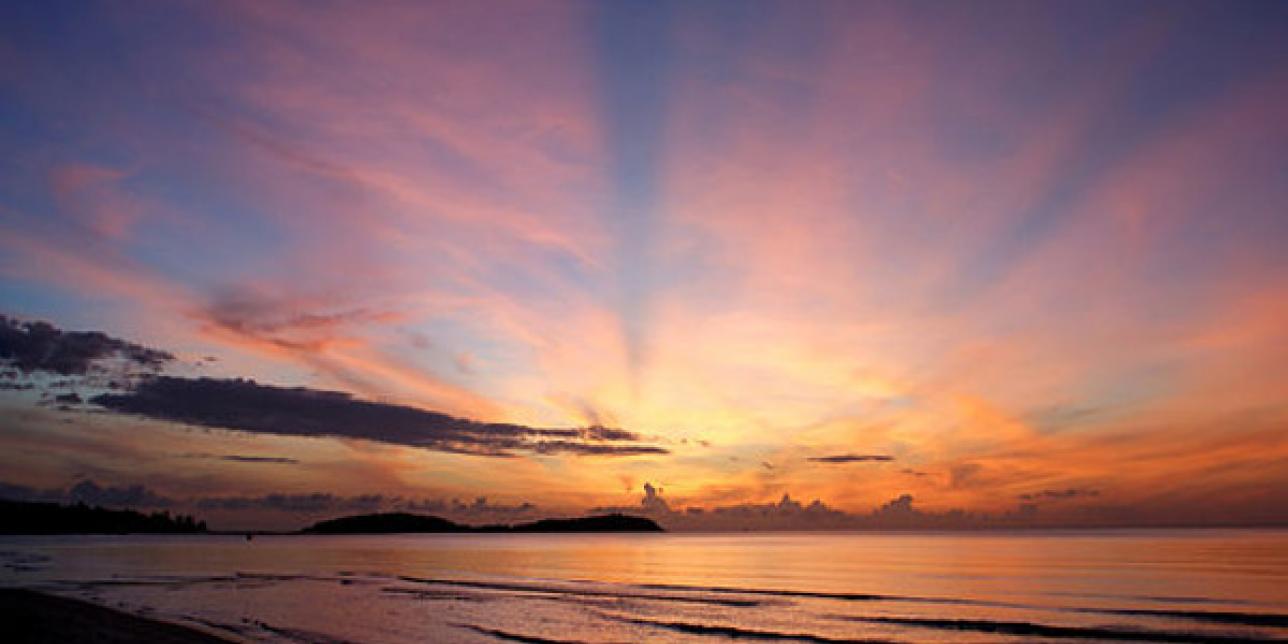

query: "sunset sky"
left=2, top=1, right=1286, bottom=530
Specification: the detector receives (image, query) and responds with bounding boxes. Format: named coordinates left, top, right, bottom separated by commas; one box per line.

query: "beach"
left=3, top=588, right=230, bottom=643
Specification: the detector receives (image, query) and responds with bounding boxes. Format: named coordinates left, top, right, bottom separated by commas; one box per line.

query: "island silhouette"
left=301, top=511, right=663, bottom=534
left=0, top=499, right=662, bottom=534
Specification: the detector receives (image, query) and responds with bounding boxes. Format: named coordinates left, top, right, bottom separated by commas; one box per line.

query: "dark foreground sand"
left=2, top=588, right=232, bottom=643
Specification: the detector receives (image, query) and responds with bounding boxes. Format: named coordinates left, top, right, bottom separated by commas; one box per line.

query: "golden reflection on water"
left=351, top=530, right=1288, bottom=605
left=32, top=530, right=1288, bottom=606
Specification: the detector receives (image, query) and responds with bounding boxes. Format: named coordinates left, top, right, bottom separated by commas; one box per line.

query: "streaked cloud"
left=1018, top=488, right=1100, bottom=502
left=807, top=454, right=895, bottom=464
left=181, top=453, right=301, bottom=465
left=91, top=376, right=667, bottom=458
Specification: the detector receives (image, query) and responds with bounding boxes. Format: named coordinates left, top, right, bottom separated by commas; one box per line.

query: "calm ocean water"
left=2, top=530, right=1286, bottom=643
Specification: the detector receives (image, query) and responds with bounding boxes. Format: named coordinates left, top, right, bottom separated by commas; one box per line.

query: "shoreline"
left=1, top=588, right=233, bottom=643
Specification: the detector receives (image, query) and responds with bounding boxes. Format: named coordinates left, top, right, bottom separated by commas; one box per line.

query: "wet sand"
left=2, top=588, right=232, bottom=643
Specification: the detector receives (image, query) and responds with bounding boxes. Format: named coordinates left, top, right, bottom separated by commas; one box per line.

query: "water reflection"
left=2, top=529, right=1286, bottom=642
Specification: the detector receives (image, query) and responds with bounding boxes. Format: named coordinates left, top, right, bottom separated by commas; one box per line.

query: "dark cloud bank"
left=808, top=454, right=894, bottom=464
left=0, top=314, right=172, bottom=377
left=90, top=376, right=667, bottom=457
left=181, top=453, right=301, bottom=465
left=1, top=314, right=667, bottom=458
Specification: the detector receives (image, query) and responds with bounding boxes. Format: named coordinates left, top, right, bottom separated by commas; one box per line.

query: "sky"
left=1, top=0, right=1287, bottom=530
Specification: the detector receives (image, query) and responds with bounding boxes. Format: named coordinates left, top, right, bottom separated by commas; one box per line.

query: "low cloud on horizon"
left=0, top=478, right=1041, bottom=532
left=0, top=479, right=545, bottom=529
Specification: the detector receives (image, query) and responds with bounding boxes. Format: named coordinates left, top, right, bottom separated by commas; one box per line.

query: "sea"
left=2, top=529, right=1286, bottom=643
